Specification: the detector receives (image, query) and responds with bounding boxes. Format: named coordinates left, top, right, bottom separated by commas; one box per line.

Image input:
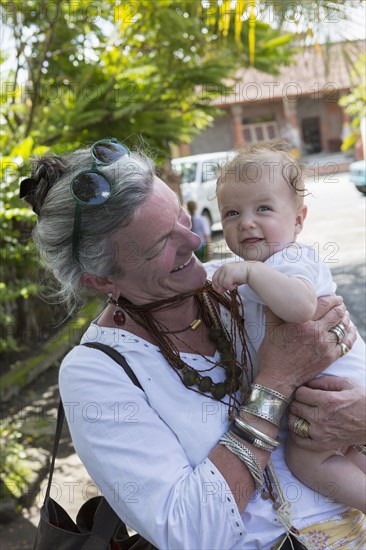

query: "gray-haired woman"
left=21, top=138, right=365, bottom=549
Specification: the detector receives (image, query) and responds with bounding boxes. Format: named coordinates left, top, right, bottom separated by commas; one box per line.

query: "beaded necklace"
left=112, top=282, right=305, bottom=544
left=113, top=281, right=253, bottom=418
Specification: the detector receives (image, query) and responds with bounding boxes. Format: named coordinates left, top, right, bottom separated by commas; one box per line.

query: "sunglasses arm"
left=72, top=203, right=82, bottom=261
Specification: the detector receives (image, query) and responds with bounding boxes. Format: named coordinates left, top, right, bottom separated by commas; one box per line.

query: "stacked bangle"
left=219, top=432, right=264, bottom=491
left=235, top=416, right=281, bottom=449
left=240, top=384, right=292, bottom=428
left=229, top=422, right=274, bottom=452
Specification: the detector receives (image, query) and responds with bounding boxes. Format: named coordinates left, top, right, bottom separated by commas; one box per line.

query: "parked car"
left=349, top=160, right=366, bottom=195
left=172, top=151, right=234, bottom=228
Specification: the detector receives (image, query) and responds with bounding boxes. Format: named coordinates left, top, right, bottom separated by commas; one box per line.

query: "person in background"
left=186, top=199, right=212, bottom=262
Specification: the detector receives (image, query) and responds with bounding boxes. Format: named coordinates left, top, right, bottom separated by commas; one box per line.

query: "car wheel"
left=356, top=186, right=366, bottom=195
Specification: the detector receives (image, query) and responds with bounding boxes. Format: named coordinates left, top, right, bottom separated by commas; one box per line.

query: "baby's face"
left=217, top=161, right=307, bottom=261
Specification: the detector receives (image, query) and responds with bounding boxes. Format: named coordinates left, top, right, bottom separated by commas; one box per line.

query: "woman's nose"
left=178, top=223, right=202, bottom=250
left=188, top=227, right=202, bottom=249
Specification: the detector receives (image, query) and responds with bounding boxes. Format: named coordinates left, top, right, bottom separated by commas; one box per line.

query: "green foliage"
left=0, top=412, right=53, bottom=501
left=339, top=53, right=366, bottom=151
left=0, top=138, right=41, bottom=354
left=0, top=0, right=301, bottom=358
left=1, top=0, right=298, bottom=154
left=0, top=420, right=30, bottom=498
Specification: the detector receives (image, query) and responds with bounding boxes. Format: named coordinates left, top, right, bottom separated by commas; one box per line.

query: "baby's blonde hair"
left=217, top=139, right=308, bottom=206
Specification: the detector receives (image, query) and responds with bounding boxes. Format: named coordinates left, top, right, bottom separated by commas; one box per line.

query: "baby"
left=212, top=140, right=365, bottom=512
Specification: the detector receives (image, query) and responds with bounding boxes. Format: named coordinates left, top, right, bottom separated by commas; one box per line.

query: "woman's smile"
left=171, top=255, right=195, bottom=273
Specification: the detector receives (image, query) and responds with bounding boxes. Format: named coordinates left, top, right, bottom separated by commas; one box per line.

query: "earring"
left=107, top=292, right=126, bottom=326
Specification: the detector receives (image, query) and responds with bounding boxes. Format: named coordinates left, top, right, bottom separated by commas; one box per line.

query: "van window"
left=174, top=162, right=197, bottom=184
left=201, top=160, right=220, bottom=183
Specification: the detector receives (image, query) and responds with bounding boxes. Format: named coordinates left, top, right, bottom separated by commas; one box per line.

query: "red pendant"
left=113, top=309, right=126, bottom=326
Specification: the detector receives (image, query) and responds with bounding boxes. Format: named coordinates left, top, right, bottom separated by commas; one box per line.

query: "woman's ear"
left=81, top=272, right=116, bottom=295
left=294, top=205, right=308, bottom=235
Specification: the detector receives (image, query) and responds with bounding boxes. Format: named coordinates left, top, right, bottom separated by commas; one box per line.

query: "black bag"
left=280, top=532, right=308, bottom=550
left=33, top=342, right=157, bottom=550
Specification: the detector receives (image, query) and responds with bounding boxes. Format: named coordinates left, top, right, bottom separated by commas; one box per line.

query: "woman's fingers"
left=314, top=298, right=357, bottom=358
left=291, top=386, right=327, bottom=408
left=313, top=294, right=343, bottom=321
left=314, top=301, right=346, bottom=334
left=259, top=297, right=357, bottom=391
left=305, top=376, right=353, bottom=392
left=288, top=378, right=366, bottom=450
left=288, top=399, right=338, bottom=451
left=287, top=413, right=319, bottom=449
left=291, top=377, right=354, bottom=417
left=321, top=310, right=356, bottom=354
left=341, top=320, right=357, bottom=351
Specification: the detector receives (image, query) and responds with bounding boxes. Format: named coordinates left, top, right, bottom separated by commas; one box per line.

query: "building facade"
left=181, top=41, right=364, bottom=157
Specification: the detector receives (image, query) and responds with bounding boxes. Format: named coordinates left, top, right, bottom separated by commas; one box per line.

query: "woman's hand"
left=288, top=376, right=366, bottom=450
left=255, top=295, right=356, bottom=397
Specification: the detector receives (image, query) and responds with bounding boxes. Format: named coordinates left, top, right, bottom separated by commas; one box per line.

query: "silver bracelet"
left=235, top=416, right=281, bottom=448
left=251, top=384, right=292, bottom=403
left=219, top=432, right=264, bottom=491
left=240, top=405, right=283, bottom=428
left=240, top=385, right=291, bottom=427
left=229, top=426, right=275, bottom=452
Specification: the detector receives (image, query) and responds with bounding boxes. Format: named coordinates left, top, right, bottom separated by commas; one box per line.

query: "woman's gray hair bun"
left=20, top=155, right=67, bottom=215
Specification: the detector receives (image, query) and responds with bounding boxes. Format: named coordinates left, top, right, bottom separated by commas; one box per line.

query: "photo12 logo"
left=199, top=1, right=340, bottom=24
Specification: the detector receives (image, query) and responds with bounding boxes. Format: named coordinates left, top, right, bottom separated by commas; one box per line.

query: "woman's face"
left=112, top=177, right=207, bottom=304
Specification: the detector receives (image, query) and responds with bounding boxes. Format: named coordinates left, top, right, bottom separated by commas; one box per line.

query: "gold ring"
left=292, top=416, right=311, bottom=438
left=337, top=342, right=350, bottom=357
left=329, top=323, right=346, bottom=344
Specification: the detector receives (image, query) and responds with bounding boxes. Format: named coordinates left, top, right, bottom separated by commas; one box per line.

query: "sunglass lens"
left=92, top=141, right=129, bottom=164
left=71, top=173, right=111, bottom=205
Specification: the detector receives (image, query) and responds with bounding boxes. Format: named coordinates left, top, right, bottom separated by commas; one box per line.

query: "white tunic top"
left=59, top=260, right=365, bottom=549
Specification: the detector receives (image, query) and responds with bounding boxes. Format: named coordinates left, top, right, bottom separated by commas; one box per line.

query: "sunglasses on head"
left=70, top=138, right=130, bottom=261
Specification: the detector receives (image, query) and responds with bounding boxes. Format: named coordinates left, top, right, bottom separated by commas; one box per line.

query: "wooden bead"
left=212, top=382, right=227, bottom=400
left=183, top=370, right=198, bottom=386
left=199, top=376, right=213, bottom=393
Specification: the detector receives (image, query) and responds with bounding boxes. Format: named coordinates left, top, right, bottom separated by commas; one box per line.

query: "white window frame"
left=242, top=121, right=280, bottom=142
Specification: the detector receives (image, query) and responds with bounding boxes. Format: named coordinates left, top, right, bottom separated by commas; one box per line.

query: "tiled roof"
left=214, top=40, right=365, bottom=106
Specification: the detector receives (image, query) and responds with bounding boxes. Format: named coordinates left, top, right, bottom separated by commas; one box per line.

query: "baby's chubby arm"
left=212, top=261, right=317, bottom=323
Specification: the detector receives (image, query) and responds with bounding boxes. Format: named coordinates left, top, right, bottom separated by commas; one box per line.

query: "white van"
left=172, top=151, right=234, bottom=229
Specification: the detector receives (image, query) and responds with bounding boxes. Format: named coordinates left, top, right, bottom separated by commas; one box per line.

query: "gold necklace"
left=160, top=313, right=201, bottom=334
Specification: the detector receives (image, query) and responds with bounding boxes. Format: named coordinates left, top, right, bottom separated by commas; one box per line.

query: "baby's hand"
left=212, top=262, right=249, bottom=293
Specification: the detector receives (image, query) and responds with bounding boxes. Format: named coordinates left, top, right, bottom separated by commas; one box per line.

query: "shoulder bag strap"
left=82, top=341, right=144, bottom=390
left=44, top=341, right=145, bottom=547
left=44, top=399, right=65, bottom=501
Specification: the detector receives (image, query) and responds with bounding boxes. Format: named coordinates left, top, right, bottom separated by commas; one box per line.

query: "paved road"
left=2, top=173, right=365, bottom=549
